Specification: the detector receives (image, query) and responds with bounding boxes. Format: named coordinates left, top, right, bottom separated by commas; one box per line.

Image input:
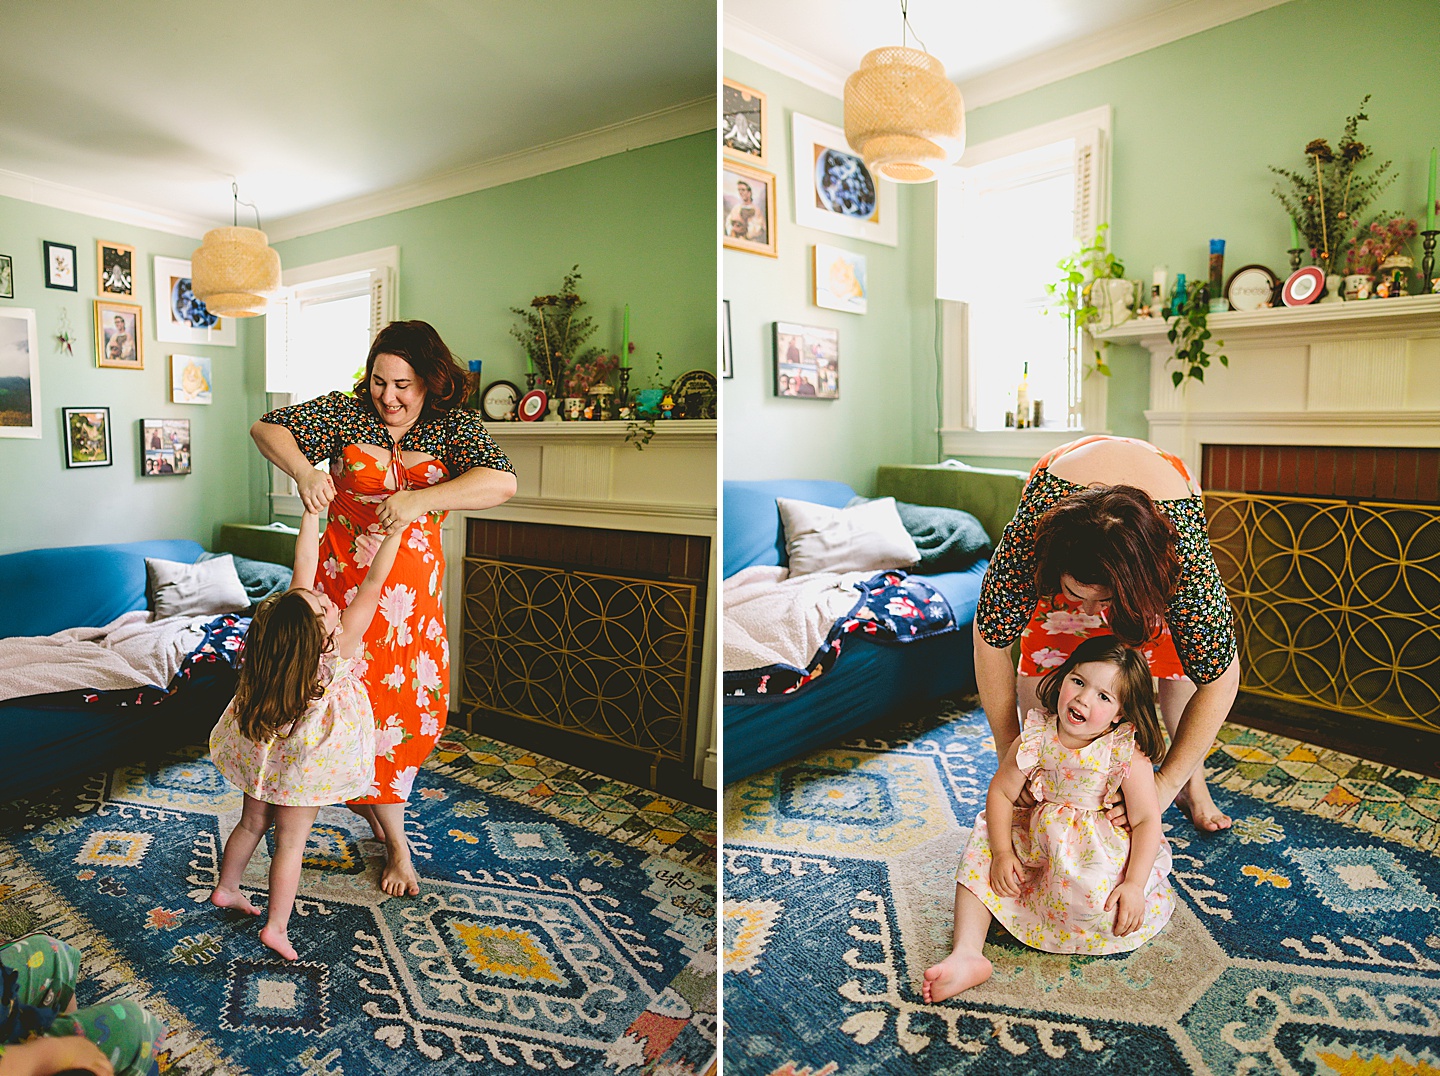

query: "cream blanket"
left=0, top=611, right=214, bottom=702
left=722, top=565, right=868, bottom=673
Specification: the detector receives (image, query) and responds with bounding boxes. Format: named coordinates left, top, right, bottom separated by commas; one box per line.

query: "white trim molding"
left=0, top=168, right=211, bottom=239
left=723, top=15, right=848, bottom=98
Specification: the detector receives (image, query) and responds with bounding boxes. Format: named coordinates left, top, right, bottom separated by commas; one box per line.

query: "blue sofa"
left=724, top=473, right=1022, bottom=784
left=0, top=540, right=239, bottom=801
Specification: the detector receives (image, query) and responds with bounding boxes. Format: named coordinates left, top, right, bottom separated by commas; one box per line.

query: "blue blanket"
left=724, top=571, right=955, bottom=697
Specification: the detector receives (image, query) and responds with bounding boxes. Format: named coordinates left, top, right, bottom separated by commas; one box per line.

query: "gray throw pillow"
left=777, top=496, right=920, bottom=576
left=146, top=554, right=252, bottom=618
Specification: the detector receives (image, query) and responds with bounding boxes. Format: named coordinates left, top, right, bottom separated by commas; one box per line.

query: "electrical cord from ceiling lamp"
left=189, top=180, right=282, bottom=318
left=843, top=0, right=965, bottom=184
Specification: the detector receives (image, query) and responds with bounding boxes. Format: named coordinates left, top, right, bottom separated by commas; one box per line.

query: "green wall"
left=1, top=131, right=714, bottom=556
left=722, top=52, right=931, bottom=495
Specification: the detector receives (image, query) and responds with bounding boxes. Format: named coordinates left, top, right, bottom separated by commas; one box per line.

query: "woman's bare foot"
left=1176, top=775, right=1232, bottom=832
left=347, top=804, right=386, bottom=842
left=210, top=886, right=262, bottom=916
left=922, top=951, right=993, bottom=1002
left=259, top=924, right=298, bottom=961
left=380, top=845, right=421, bottom=897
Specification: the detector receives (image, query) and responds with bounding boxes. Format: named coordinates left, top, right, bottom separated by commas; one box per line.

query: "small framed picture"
left=63, top=407, right=112, bottom=468
left=170, top=354, right=213, bottom=404
left=153, top=255, right=235, bottom=346
left=141, top=418, right=191, bottom=476
left=813, top=244, right=868, bottom=314
left=722, top=299, right=733, bottom=379
left=773, top=321, right=839, bottom=399
left=95, top=300, right=144, bottom=369
left=0, top=307, right=41, bottom=439
left=0, top=254, right=12, bottom=300
left=44, top=241, right=78, bottom=291
left=723, top=161, right=777, bottom=258
left=723, top=78, right=768, bottom=165
left=97, top=241, right=136, bottom=297
left=791, top=113, right=897, bottom=246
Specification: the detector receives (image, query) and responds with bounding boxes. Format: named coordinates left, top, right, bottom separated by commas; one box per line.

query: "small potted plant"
left=1350, top=215, right=1418, bottom=298
left=564, top=351, right=619, bottom=419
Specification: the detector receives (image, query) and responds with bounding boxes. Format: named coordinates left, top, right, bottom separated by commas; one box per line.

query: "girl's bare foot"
left=347, top=804, right=386, bottom=842
left=1175, top=776, right=1232, bottom=832
left=380, top=847, right=421, bottom=897
left=922, top=951, right=993, bottom=1003
left=259, top=925, right=298, bottom=961
left=210, top=886, right=262, bottom=916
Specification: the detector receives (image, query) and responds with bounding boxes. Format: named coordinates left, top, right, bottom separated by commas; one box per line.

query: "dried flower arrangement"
left=509, top=265, right=602, bottom=390
left=564, top=351, right=619, bottom=397
left=1345, top=215, right=1418, bottom=275
left=1271, top=97, right=1395, bottom=273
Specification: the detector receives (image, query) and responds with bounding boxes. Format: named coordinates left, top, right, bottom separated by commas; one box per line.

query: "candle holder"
left=1422, top=231, right=1438, bottom=294
left=617, top=367, right=631, bottom=405
left=1288, top=248, right=1305, bottom=272
left=525, top=371, right=537, bottom=391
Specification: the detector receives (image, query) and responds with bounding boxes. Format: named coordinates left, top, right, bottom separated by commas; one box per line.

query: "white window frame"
left=265, top=246, right=399, bottom=517
left=936, top=106, right=1111, bottom=460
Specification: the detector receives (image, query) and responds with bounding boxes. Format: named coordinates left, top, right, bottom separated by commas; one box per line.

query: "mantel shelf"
left=1094, top=292, right=1440, bottom=345
left=486, top=419, right=715, bottom=445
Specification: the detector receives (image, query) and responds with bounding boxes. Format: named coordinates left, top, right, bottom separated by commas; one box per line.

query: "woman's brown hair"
left=1037, top=635, right=1167, bottom=764
left=232, top=590, right=329, bottom=742
left=352, top=320, right=468, bottom=416
left=1032, top=484, right=1181, bottom=646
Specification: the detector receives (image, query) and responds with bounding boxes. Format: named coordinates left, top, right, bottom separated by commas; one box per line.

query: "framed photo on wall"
left=44, top=241, right=78, bottom=291
left=791, top=113, right=897, bottom=246
left=0, top=254, right=12, bottom=300
left=723, top=161, right=777, bottom=258
left=95, top=300, right=144, bottom=369
left=141, top=418, right=191, bottom=476
left=0, top=307, right=41, bottom=439
left=773, top=321, right=839, bottom=399
left=153, top=255, right=236, bottom=346
left=813, top=244, right=868, bottom=314
left=170, top=354, right=213, bottom=403
left=62, top=407, right=112, bottom=467
left=723, top=77, right=768, bottom=165
left=97, top=240, right=135, bottom=297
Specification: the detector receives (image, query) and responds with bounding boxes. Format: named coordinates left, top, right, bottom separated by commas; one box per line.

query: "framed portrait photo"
left=44, top=241, right=78, bottom=291
left=773, top=321, right=839, bottom=400
left=722, top=77, right=768, bottom=165
left=170, top=354, right=213, bottom=404
left=62, top=407, right=112, bottom=468
left=153, top=255, right=236, bottom=346
left=97, top=241, right=136, bottom=297
left=0, top=307, right=41, bottom=439
left=813, top=244, right=868, bottom=314
left=0, top=254, right=13, bottom=300
left=95, top=300, right=143, bottom=370
left=141, top=418, right=191, bottom=476
left=791, top=113, right=897, bottom=247
left=723, top=161, right=777, bottom=258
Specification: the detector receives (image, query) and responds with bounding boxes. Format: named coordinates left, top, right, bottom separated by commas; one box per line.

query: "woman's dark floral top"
left=260, top=392, right=513, bottom=476
left=976, top=468, right=1237, bottom=684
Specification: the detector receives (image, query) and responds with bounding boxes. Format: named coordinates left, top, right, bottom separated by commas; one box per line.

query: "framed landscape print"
left=773, top=321, right=839, bottom=399
left=63, top=407, right=112, bottom=467
left=0, top=254, right=12, bottom=300
left=723, top=161, right=777, bottom=258
left=44, top=241, right=78, bottom=291
left=791, top=113, right=897, bottom=246
left=722, top=77, right=768, bottom=165
left=0, top=307, right=41, bottom=439
left=813, top=244, right=868, bottom=314
left=95, top=300, right=144, bottom=369
left=170, top=354, right=213, bottom=403
left=153, top=255, right=235, bottom=346
left=141, top=417, right=191, bottom=476
left=97, top=240, right=135, bottom=297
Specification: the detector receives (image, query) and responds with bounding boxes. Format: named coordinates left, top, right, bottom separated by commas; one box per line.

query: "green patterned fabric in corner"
left=875, top=463, right=1029, bottom=547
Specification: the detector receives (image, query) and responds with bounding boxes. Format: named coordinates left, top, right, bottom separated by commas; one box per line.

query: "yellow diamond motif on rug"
left=449, top=922, right=564, bottom=985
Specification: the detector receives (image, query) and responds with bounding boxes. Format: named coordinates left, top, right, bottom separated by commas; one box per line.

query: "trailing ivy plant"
left=1046, top=224, right=1126, bottom=376
left=1165, top=284, right=1227, bottom=387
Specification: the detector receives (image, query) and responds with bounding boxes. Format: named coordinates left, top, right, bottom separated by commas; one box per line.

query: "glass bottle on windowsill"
left=1014, top=362, right=1031, bottom=429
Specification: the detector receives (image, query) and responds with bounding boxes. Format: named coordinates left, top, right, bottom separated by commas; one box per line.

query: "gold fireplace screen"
left=460, top=557, right=697, bottom=760
left=1206, top=493, right=1440, bottom=733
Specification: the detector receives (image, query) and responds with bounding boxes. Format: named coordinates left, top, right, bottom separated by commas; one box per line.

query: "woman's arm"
left=1153, top=655, right=1240, bottom=813
left=250, top=420, right=336, bottom=513
left=290, top=508, right=321, bottom=593
left=1106, top=748, right=1163, bottom=935
left=986, top=736, right=1031, bottom=896
left=0, top=1037, right=114, bottom=1076
left=975, top=622, right=1023, bottom=759
left=335, top=529, right=405, bottom=659
left=377, top=464, right=518, bottom=532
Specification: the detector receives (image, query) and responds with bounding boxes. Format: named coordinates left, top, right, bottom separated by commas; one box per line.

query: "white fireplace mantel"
left=1094, top=294, right=1440, bottom=473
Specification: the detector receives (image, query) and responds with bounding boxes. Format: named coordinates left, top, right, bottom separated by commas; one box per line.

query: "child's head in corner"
left=1036, top=635, right=1167, bottom=764
left=232, top=588, right=340, bottom=742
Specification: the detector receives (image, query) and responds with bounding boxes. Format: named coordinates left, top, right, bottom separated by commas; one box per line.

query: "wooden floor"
left=1227, top=692, right=1440, bottom=778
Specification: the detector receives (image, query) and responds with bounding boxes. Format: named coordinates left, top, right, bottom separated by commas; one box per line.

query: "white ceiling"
left=0, top=1, right=715, bottom=239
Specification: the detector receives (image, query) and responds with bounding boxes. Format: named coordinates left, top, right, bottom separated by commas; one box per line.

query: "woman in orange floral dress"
left=251, top=321, right=516, bottom=896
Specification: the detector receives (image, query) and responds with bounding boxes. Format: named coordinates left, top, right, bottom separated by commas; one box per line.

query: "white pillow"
left=146, top=554, right=252, bottom=618
left=777, top=496, right=920, bottom=577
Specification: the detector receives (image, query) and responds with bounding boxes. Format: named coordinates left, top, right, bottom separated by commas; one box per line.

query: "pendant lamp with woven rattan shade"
left=844, top=3, right=964, bottom=184
left=190, top=183, right=281, bottom=318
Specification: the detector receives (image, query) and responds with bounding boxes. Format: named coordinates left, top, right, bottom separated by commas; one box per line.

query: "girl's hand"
left=1105, top=879, right=1146, bottom=936
left=989, top=849, right=1026, bottom=897
left=295, top=468, right=337, bottom=513
left=2, top=1035, right=116, bottom=1076
left=377, top=489, right=429, bottom=533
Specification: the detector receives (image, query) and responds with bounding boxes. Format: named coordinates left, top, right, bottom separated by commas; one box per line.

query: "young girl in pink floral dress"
left=923, top=635, right=1176, bottom=1002
left=209, top=508, right=402, bottom=961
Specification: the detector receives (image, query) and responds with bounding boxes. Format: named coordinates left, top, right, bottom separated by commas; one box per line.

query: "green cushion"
left=874, top=463, right=1029, bottom=549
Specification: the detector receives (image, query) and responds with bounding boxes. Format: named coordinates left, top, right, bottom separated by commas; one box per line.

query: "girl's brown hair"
left=352, top=320, right=468, bottom=417
left=1037, top=635, right=1167, bottom=763
left=1033, top=484, right=1181, bottom=646
left=232, top=590, right=329, bottom=742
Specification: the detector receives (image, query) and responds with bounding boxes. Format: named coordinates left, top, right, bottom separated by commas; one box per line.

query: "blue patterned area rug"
left=723, top=701, right=1440, bottom=1075
left=0, top=731, right=716, bottom=1074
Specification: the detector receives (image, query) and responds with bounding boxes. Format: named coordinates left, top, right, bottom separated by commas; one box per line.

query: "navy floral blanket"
left=724, top=571, right=955, bottom=697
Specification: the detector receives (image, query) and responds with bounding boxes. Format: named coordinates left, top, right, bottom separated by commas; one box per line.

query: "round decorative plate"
left=671, top=369, right=718, bottom=419
left=1225, top=264, right=1280, bottom=311
left=1281, top=266, right=1325, bottom=307
left=480, top=380, right=519, bottom=422
left=814, top=148, right=877, bottom=218
left=517, top=389, right=549, bottom=422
